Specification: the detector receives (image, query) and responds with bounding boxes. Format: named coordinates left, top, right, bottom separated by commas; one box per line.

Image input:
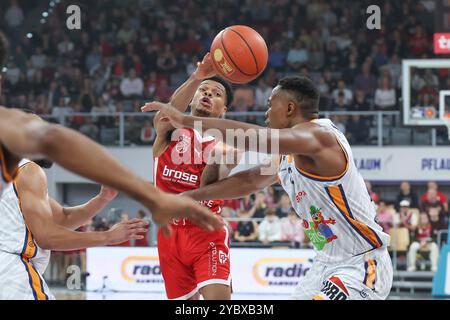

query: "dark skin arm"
left=0, top=107, right=222, bottom=232
left=141, top=102, right=347, bottom=178
left=16, top=162, right=148, bottom=250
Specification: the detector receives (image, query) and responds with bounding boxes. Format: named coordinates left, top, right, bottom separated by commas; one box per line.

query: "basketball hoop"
left=444, top=117, right=450, bottom=141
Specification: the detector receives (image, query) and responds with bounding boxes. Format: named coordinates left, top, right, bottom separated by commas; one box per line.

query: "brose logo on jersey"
left=162, top=165, right=198, bottom=184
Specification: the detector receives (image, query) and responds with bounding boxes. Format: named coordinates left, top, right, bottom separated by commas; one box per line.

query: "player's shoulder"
left=294, top=121, right=337, bottom=146
left=16, top=161, right=47, bottom=187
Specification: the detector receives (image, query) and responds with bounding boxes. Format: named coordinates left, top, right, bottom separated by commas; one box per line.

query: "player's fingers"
left=129, top=235, right=144, bottom=240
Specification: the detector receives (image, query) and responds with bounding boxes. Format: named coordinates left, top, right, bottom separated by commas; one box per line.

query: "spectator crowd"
left=1, top=0, right=444, bottom=145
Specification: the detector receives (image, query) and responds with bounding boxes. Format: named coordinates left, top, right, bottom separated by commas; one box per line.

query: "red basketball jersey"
left=154, top=128, right=224, bottom=225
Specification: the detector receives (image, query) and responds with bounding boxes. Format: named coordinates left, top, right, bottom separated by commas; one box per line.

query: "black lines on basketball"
left=220, top=29, right=257, bottom=77
left=228, top=27, right=260, bottom=75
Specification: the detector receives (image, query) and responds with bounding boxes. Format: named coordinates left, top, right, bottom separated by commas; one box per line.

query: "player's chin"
left=194, top=108, right=212, bottom=117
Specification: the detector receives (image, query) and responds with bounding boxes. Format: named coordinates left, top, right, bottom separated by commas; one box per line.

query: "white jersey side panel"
left=278, top=119, right=390, bottom=264
left=0, top=159, right=51, bottom=273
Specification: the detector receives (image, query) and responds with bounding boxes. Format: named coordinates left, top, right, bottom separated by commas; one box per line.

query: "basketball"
left=210, top=25, right=268, bottom=84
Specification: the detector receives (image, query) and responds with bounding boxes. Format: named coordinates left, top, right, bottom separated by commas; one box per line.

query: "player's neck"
left=290, top=116, right=316, bottom=127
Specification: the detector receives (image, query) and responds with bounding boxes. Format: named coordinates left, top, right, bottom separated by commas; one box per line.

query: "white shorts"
left=292, top=248, right=393, bottom=300
left=0, top=251, right=54, bottom=300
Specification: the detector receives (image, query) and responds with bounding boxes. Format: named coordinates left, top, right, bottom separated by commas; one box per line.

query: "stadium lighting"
left=40, top=19, right=46, bottom=24
left=50, top=1, right=55, bottom=7
left=26, top=33, right=33, bottom=39
left=42, top=12, right=49, bottom=18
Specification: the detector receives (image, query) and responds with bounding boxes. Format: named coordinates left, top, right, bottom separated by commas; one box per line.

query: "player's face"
left=191, top=80, right=227, bottom=118
left=265, top=86, right=291, bottom=129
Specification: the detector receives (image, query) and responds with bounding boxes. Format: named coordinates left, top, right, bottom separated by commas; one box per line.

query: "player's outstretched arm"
left=16, top=163, right=149, bottom=250
left=141, top=102, right=325, bottom=155
left=50, top=186, right=118, bottom=230
left=184, top=157, right=279, bottom=201
left=0, top=107, right=223, bottom=232
left=169, top=53, right=216, bottom=112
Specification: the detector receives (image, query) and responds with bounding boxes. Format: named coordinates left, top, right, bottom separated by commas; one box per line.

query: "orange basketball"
left=210, top=25, right=268, bottom=84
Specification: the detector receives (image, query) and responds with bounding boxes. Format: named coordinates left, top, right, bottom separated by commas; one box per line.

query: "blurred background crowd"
left=0, top=0, right=448, bottom=287
left=1, top=0, right=446, bottom=145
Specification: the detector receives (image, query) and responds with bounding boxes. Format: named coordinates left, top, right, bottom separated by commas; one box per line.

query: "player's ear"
left=286, top=101, right=295, bottom=116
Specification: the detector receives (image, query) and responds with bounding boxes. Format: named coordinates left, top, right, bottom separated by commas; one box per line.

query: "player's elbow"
left=35, top=124, right=66, bottom=156
left=22, top=120, right=55, bottom=153
left=33, top=233, right=54, bottom=250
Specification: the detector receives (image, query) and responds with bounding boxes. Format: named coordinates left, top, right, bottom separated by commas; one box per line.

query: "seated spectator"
left=332, top=80, right=353, bottom=106
left=308, top=42, right=324, bottom=71
left=234, top=209, right=259, bottom=243
left=346, top=114, right=369, bottom=144
left=140, top=120, right=156, bottom=144
left=134, top=210, right=149, bottom=247
left=268, top=41, right=286, bottom=71
left=374, top=76, right=396, bottom=111
left=258, top=209, right=282, bottom=245
left=156, top=44, right=178, bottom=74
left=252, top=191, right=268, bottom=219
left=254, top=78, right=272, bottom=110
left=421, top=188, right=447, bottom=214
left=324, top=40, right=342, bottom=70
left=354, top=63, right=377, bottom=98
left=407, top=212, right=439, bottom=272
left=281, top=210, right=305, bottom=248
left=231, top=87, right=255, bottom=111
left=154, top=79, right=173, bottom=103
left=286, top=40, right=309, bottom=71
left=120, top=69, right=144, bottom=98
left=421, top=182, right=448, bottom=212
left=428, top=206, right=448, bottom=245
left=51, top=97, right=73, bottom=119
left=330, top=115, right=346, bottom=134
left=396, top=181, right=419, bottom=211
left=351, top=90, right=370, bottom=111
left=240, top=194, right=254, bottom=211
left=365, top=181, right=380, bottom=204
left=399, top=200, right=418, bottom=237
left=334, top=92, right=351, bottom=111
left=264, top=185, right=278, bottom=209
left=376, top=201, right=394, bottom=234
left=79, top=117, right=99, bottom=141
left=221, top=207, right=238, bottom=237
left=276, top=194, right=292, bottom=218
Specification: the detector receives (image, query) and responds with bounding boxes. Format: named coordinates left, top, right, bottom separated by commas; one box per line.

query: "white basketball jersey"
left=0, top=144, right=15, bottom=200
left=278, top=119, right=390, bottom=264
left=0, top=159, right=51, bottom=274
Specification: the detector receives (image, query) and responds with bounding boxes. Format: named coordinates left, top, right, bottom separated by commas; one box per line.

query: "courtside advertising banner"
left=86, top=247, right=315, bottom=294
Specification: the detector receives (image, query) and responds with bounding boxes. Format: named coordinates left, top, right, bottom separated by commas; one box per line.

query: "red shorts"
left=157, top=223, right=231, bottom=300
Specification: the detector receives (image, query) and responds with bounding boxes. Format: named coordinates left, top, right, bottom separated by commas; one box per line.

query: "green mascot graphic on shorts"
left=303, top=206, right=338, bottom=251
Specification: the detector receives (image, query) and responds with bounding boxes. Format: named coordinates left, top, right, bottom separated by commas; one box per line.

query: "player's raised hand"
left=141, top=102, right=185, bottom=128
left=192, top=53, right=217, bottom=80
left=151, top=192, right=224, bottom=232
left=106, top=218, right=149, bottom=245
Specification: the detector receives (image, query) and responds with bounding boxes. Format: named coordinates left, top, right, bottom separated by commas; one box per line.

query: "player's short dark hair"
left=278, top=76, right=320, bottom=119
left=204, top=76, right=234, bottom=106
left=0, top=32, right=9, bottom=70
